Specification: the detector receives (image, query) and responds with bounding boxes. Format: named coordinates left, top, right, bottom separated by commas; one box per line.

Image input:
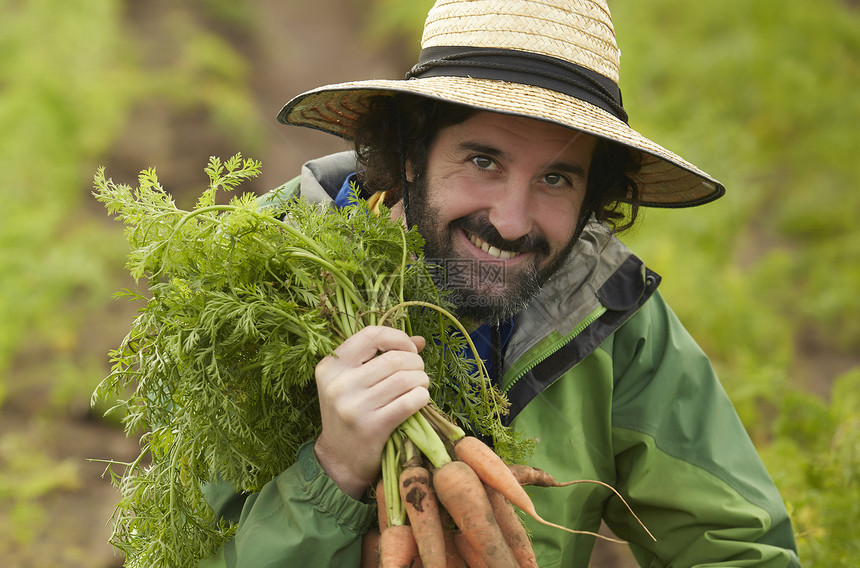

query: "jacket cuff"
left=289, top=440, right=376, bottom=534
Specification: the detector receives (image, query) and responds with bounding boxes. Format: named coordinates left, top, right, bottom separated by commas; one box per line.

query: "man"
left=201, top=1, right=800, bottom=566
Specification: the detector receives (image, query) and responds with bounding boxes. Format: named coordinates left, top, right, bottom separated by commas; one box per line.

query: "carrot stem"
left=420, top=403, right=465, bottom=444
left=382, top=434, right=406, bottom=527
left=398, top=412, right=451, bottom=470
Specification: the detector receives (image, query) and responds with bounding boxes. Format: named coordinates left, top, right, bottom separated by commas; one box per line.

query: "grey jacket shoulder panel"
left=299, top=151, right=356, bottom=202
left=258, top=151, right=356, bottom=212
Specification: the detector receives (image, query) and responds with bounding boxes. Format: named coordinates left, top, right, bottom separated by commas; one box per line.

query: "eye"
left=471, top=155, right=497, bottom=171
left=543, top=173, right=570, bottom=187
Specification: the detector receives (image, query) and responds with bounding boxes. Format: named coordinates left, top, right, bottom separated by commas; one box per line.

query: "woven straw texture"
left=278, top=0, right=724, bottom=207
left=422, top=0, right=620, bottom=82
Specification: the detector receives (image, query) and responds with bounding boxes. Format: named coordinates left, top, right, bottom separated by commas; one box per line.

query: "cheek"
left=534, top=198, right=582, bottom=248
left=426, top=175, right=486, bottom=220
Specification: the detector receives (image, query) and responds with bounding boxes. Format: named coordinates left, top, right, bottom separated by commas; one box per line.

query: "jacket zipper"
left=501, top=304, right=608, bottom=396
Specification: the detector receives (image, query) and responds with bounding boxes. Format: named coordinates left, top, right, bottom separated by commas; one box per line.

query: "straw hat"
left=278, top=0, right=724, bottom=208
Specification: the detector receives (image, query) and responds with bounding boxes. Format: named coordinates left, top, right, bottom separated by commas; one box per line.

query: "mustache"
left=453, top=215, right=551, bottom=255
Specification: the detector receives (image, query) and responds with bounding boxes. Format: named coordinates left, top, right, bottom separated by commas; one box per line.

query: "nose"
left=487, top=180, right=534, bottom=241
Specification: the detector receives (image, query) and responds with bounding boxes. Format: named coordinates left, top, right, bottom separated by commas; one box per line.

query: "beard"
left=404, top=177, right=580, bottom=324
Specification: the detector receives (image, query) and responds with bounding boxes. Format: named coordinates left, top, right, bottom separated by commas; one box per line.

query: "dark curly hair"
left=352, top=94, right=642, bottom=233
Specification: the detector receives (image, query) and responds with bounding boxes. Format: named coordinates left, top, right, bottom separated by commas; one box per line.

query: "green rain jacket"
left=200, top=152, right=800, bottom=568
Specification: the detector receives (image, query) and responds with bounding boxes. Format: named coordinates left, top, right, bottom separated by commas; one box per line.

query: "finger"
left=368, top=384, right=431, bottom=433
left=351, top=350, right=425, bottom=386
left=320, top=360, right=428, bottom=421
left=317, top=378, right=429, bottom=462
left=366, top=370, right=430, bottom=409
left=329, top=326, right=418, bottom=368
left=410, top=335, right=427, bottom=353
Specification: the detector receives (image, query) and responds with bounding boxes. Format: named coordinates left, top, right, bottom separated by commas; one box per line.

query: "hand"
left=313, top=325, right=429, bottom=499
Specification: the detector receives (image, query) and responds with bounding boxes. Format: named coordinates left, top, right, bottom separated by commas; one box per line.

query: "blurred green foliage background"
left=0, top=0, right=857, bottom=565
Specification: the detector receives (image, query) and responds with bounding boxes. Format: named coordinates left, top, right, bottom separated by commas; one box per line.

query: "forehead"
left=436, top=110, right=596, bottom=155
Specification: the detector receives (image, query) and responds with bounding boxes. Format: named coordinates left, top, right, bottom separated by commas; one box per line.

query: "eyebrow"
left=458, top=141, right=507, bottom=160
left=456, top=141, right=589, bottom=180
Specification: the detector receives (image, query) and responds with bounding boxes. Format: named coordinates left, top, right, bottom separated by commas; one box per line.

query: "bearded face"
left=403, top=111, right=596, bottom=324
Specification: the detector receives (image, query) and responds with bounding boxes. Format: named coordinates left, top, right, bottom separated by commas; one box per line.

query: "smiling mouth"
left=468, top=232, right=520, bottom=260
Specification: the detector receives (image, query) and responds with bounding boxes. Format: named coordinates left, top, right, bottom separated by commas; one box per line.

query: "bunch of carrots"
left=361, top=403, right=653, bottom=568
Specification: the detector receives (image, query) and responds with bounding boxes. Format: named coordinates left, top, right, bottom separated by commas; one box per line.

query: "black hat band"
left=406, top=46, right=628, bottom=123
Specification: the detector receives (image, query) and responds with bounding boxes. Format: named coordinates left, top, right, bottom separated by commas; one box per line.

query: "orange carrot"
left=376, top=478, right=390, bottom=532
left=508, top=463, right=565, bottom=487
left=362, top=528, right=381, bottom=568
left=452, top=531, right=488, bottom=568
left=443, top=528, right=468, bottom=568
left=432, top=460, right=519, bottom=568
left=483, top=484, right=538, bottom=568
left=456, top=437, right=655, bottom=543
left=453, top=437, right=601, bottom=539
left=380, top=524, right=422, bottom=568
left=399, top=460, right=445, bottom=568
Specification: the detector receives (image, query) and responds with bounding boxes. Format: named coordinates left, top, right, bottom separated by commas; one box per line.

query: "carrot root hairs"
left=509, top=463, right=656, bottom=543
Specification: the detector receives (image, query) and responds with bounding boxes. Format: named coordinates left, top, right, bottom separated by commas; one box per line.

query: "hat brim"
left=278, top=76, right=724, bottom=208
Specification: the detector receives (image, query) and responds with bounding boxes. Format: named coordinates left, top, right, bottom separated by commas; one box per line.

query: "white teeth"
left=469, top=233, right=518, bottom=259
